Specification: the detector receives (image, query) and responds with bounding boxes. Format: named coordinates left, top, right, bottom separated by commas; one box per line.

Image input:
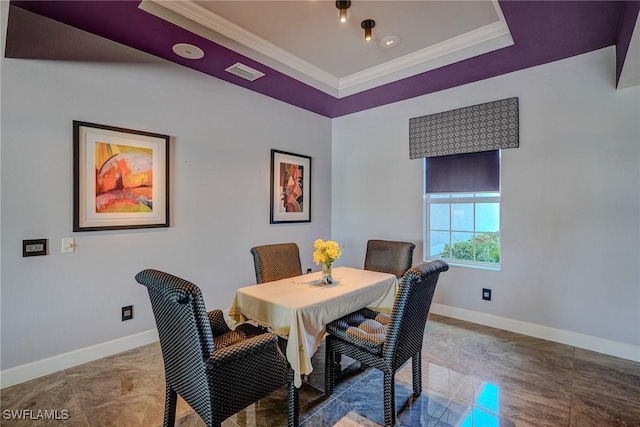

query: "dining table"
left=228, top=266, right=398, bottom=387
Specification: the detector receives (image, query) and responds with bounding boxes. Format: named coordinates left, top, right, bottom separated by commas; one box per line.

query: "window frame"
left=423, top=190, right=502, bottom=271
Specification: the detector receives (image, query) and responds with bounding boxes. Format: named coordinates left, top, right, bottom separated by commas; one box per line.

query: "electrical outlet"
left=122, top=305, right=133, bottom=321
left=482, top=288, right=492, bottom=301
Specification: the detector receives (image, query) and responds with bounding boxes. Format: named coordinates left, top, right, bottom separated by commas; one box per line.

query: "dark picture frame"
left=270, top=149, right=311, bottom=224
left=73, top=121, right=170, bottom=231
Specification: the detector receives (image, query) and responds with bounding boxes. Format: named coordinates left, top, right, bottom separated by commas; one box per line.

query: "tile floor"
left=1, top=314, right=639, bottom=426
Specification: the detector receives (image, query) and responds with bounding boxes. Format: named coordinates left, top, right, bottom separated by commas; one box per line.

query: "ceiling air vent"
left=225, top=62, right=265, bottom=82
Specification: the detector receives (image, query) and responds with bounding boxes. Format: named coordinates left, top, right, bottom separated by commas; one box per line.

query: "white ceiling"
left=140, top=0, right=513, bottom=98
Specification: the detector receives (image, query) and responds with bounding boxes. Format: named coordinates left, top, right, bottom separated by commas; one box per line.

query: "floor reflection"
left=461, top=382, right=499, bottom=427
left=1, top=314, right=638, bottom=426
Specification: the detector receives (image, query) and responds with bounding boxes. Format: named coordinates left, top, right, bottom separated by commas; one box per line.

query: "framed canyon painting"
left=73, top=121, right=170, bottom=231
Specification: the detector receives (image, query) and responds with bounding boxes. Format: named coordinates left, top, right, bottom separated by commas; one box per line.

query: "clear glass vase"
left=321, top=263, right=333, bottom=284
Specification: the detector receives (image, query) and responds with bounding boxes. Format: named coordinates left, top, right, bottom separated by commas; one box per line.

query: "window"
left=425, top=192, right=500, bottom=268
left=423, top=150, right=501, bottom=269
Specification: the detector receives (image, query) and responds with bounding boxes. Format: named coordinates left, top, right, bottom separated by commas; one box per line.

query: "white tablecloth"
left=228, top=266, right=397, bottom=387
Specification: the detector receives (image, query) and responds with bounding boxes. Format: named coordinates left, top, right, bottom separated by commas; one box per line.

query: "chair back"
left=135, top=269, right=214, bottom=421
left=250, top=243, right=302, bottom=284
left=383, top=260, right=449, bottom=366
left=364, top=240, right=416, bottom=278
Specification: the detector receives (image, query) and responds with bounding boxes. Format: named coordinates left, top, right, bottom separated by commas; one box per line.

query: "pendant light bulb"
left=336, top=1, right=351, bottom=23
left=361, top=19, right=375, bottom=41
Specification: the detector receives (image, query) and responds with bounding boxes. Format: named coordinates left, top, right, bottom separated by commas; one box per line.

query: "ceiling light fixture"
left=361, top=19, right=375, bottom=42
left=380, top=35, right=401, bottom=49
left=335, top=0, right=351, bottom=23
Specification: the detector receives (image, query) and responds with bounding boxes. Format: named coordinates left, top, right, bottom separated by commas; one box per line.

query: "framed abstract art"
left=270, top=149, right=311, bottom=224
left=73, top=121, right=170, bottom=231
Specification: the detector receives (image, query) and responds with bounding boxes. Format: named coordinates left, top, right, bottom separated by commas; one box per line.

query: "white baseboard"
left=0, top=329, right=159, bottom=389
left=3, top=307, right=638, bottom=389
left=430, top=303, right=640, bottom=362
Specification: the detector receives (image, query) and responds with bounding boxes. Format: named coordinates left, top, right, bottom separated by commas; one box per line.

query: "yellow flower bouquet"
left=313, top=239, right=343, bottom=284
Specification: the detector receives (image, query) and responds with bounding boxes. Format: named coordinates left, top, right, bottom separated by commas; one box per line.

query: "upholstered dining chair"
left=324, top=260, right=449, bottom=426
left=135, top=269, right=298, bottom=427
left=364, top=240, right=416, bottom=279
left=250, top=243, right=303, bottom=284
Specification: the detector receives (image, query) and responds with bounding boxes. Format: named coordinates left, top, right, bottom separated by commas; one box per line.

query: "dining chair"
left=135, top=269, right=299, bottom=427
left=323, top=260, right=449, bottom=426
left=364, top=239, right=416, bottom=278
left=250, top=243, right=303, bottom=284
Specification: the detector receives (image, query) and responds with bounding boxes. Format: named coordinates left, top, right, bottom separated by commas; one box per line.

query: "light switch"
left=62, top=238, right=75, bottom=253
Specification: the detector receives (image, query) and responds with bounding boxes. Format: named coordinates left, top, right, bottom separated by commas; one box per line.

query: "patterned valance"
left=409, top=97, right=519, bottom=159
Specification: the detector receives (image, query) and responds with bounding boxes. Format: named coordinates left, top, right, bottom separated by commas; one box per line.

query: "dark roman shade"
left=426, top=150, right=500, bottom=193
left=409, top=97, right=519, bottom=159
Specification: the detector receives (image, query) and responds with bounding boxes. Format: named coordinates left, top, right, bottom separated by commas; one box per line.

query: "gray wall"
left=0, top=39, right=332, bottom=369
left=331, top=46, right=640, bottom=348
left=2, top=0, right=639, bottom=382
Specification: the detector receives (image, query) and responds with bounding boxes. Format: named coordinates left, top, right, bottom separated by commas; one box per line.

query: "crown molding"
left=147, top=0, right=340, bottom=90
left=144, top=0, right=513, bottom=99
left=338, top=20, right=513, bottom=96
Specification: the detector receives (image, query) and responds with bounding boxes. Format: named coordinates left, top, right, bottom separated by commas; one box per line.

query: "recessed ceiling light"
left=172, top=43, right=204, bottom=60
left=380, top=35, right=402, bottom=49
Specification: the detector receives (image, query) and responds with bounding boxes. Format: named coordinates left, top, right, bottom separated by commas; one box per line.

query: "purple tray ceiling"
left=7, top=1, right=628, bottom=118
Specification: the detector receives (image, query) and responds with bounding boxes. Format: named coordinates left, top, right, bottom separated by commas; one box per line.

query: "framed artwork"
left=270, top=149, right=311, bottom=224
left=73, top=121, right=170, bottom=231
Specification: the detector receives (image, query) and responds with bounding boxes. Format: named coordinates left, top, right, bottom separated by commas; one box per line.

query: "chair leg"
left=163, top=385, right=178, bottom=427
left=334, top=352, right=343, bottom=373
left=412, top=351, right=422, bottom=395
left=288, top=369, right=300, bottom=427
left=277, top=336, right=288, bottom=355
left=324, top=339, right=335, bottom=396
left=383, top=371, right=396, bottom=426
